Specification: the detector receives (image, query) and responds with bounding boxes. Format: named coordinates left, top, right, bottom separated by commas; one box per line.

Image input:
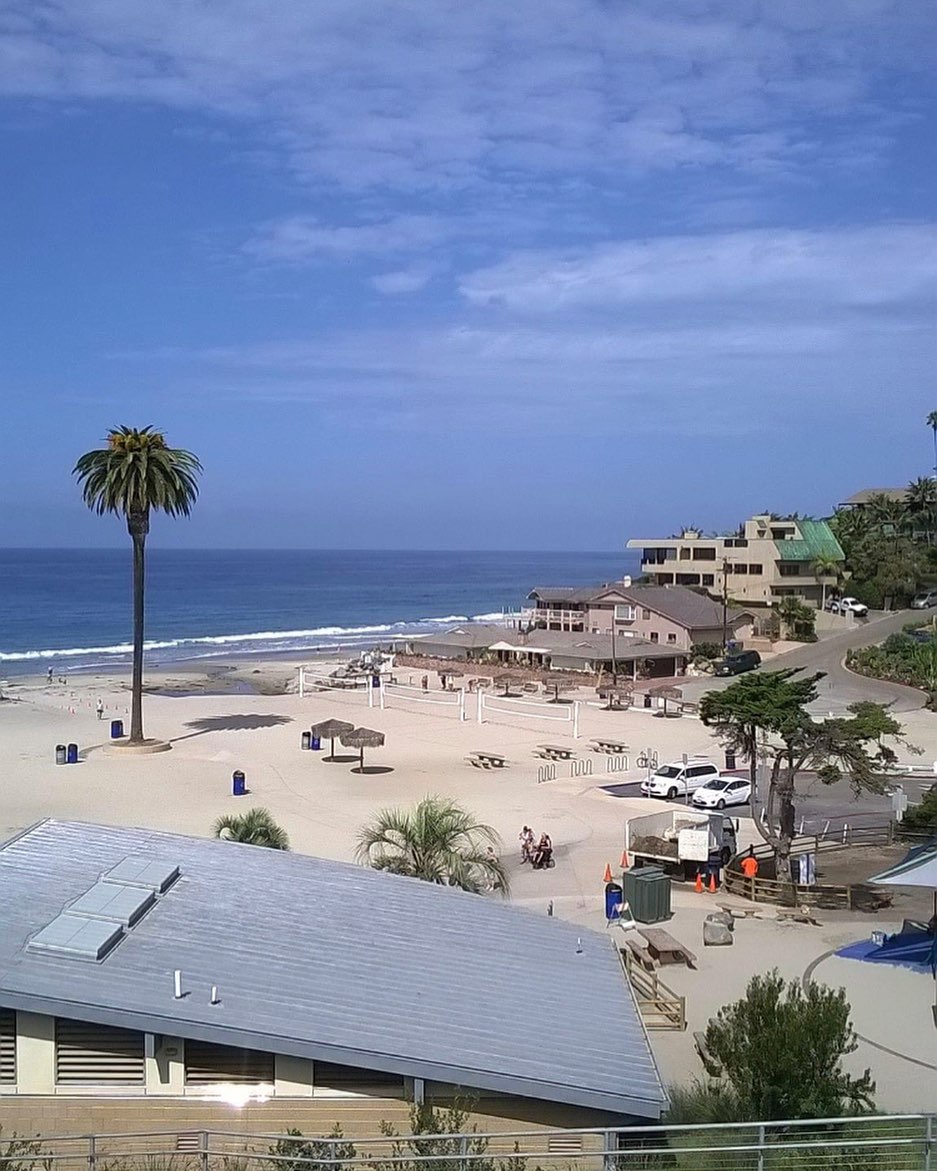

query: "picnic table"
left=466, top=750, right=508, bottom=769
left=536, top=743, right=576, bottom=761
left=639, top=926, right=697, bottom=968
left=590, top=737, right=630, bottom=754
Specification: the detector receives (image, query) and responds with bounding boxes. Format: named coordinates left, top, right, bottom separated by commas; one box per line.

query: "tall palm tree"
left=811, top=555, right=842, bottom=612
left=213, top=807, right=290, bottom=849
left=927, top=411, right=937, bottom=477
left=356, top=796, right=509, bottom=894
left=74, top=427, right=201, bottom=744
left=906, top=476, right=937, bottom=544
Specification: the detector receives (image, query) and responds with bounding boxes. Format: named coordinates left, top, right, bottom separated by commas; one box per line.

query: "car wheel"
left=667, top=787, right=678, bottom=801
left=721, top=847, right=732, bottom=866
left=716, top=798, right=726, bottom=810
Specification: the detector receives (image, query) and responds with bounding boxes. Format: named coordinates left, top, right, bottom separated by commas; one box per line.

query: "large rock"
left=703, top=917, right=734, bottom=946
left=708, top=910, right=735, bottom=931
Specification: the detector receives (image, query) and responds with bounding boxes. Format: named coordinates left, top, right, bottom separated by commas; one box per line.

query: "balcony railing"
left=521, top=607, right=587, bottom=627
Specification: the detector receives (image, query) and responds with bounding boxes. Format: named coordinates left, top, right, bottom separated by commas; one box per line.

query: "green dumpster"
left=622, top=865, right=672, bottom=924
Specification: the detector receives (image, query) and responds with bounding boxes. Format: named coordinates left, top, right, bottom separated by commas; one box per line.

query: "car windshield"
left=655, top=766, right=681, bottom=778
left=704, top=780, right=730, bottom=790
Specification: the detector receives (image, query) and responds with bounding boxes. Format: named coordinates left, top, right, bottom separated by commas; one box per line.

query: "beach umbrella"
left=598, top=681, right=634, bottom=711
left=541, top=672, right=576, bottom=703
left=340, top=726, right=386, bottom=773
left=311, top=718, right=355, bottom=761
left=649, top=684, right=683, bottom=717
left=497, top=674, right=523, bottom=696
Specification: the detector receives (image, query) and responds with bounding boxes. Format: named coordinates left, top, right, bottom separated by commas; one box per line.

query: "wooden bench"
left=622, top=937, right=656, bottom=972
left=639, top=926, right=697, bottom=968
left=466, top=751, right=508, bottom=769
left=694, top=1030, right=722, bottom=1077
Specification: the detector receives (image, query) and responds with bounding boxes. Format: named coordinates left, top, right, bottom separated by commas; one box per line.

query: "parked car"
left=828, top=596, right=868, bottom=616
left=640, top=758, right=721, bottom=800
left=714, top=649, right=761, bottom=676
left=912, top=589, right=937, bottom=609
left=692, top=775, right=752, bottom=809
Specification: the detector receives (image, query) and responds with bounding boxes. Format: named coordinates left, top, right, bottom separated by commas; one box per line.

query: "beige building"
left=627, top=515, right=845, bottom=608
left=524, top=583, right=752, bottom=650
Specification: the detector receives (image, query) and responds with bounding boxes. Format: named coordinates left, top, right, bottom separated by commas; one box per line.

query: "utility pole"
left=611, top=609, right=618, bottom=685
left=721, top=558, right=729, bottom=650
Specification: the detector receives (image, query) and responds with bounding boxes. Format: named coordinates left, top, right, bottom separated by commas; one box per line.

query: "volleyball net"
left=477, top=692, right=580, bottom=738
left=379, top=681, right=466, bottom=720
left=297, top=668, right=374, bottom=706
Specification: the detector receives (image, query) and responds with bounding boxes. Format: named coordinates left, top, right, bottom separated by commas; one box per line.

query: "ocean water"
left=0, top=548, right=640, bottom=676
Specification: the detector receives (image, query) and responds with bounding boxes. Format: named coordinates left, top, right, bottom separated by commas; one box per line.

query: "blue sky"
left=0, top=0, right=934, bottom=550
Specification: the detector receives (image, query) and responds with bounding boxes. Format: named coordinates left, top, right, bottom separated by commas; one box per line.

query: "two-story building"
left=523, top=583, right=752, bottom=651
left=626, top=515, right=844, bottom=608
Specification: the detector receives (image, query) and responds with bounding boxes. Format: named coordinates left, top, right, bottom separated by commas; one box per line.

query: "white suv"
left=640, top=759, right=721, bottom=800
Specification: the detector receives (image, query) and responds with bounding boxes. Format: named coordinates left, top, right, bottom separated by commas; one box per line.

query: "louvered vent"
left=54, top=1018, right=145, bottom=1085
left=547, top=1136, right=583, bottom=1154
left=184, top=1040, right=274, bottom=1086
left=0, top=1009, right=15, bottom=1083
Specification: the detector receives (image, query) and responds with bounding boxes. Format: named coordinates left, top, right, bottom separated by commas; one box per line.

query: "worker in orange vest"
left=740, top=846, right=759, bottom=879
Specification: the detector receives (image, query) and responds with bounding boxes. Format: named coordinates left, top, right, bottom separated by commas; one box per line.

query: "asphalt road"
left=680, top=608, right=926, bottom=716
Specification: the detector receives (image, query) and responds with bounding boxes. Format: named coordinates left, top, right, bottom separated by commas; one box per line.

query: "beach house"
left=524, top=583, right=753, bottom=650
left=0, top=820, right=666, bottom=1137
left=626, top=514, right=844, bottom=608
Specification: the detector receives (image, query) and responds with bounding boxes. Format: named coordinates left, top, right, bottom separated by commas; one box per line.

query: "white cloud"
left=244, top=215, right=448, bottom=263
left=370, top=264, right=438, bottom=294
left=0, top=1, right=931, bottom=191
left=459, top=224, right=937, bottom=312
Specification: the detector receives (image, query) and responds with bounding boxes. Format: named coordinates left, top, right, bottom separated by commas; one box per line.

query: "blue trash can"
left=311, top=735, right=321, bottom=751
left=301, top=730, right=311, bottom=750
left=110, top=719, right=124, bottom=740
left=232, top=770, right=246, bottom=796
left=66, top=743, right=78, bottom=764
left=605, top=880, right=624, bottom=922
left=372, top=674, right=381, bottom=689
left=55, top=744, right=66, bottom=765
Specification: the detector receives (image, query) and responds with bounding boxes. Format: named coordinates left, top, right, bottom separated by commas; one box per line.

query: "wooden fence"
left=619, top=946, right=686, bottom=1030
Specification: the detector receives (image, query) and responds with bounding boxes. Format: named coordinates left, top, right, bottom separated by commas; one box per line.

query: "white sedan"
left=691, top=776, right=752, bottom=809
left=827, top=596, right=868, bottom=616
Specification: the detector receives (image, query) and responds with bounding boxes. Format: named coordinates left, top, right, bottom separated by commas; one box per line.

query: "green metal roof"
left=773, top=519, right=844, bottom=562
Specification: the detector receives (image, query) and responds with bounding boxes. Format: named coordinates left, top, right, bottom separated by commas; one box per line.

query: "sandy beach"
left=3, top=656, right=937, bottom=1111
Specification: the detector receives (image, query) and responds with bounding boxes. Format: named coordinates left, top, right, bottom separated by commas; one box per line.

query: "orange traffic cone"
left=603, top=862, right=613, bottom=884
left=694, top=871, right=703, bottom=894
left=620, top=850, right=629, bottom=869
left=708, top=872, right=718, bottom=894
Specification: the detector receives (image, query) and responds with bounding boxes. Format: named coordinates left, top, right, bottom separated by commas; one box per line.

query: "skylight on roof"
left=28, top=914, right=123, bottom=961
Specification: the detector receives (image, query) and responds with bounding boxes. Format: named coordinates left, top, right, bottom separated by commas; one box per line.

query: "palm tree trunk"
left=128, top=511, right=149, bottom=742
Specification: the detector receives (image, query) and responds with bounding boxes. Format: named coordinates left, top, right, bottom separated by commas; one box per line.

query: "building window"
left=730, top=564, right=748, bottom=575
left=666, top=633, right=677, bottom=644
left=185, top=1040, right=275, bottom=1086
left=749, top=564, right=763, bottom=575
left=656, top=574, right=674, bottom=585
left=614, top=604, right=635, bottom=621
left=676, top=573, right=701, bottom=586
left=691, top=547, right=717, bottom=561
left=314, top=1061, right=405, bottom=1096
left=0, top=1009, right=15, bottom=1084
left=55, top=1019, right=145, bottom=1085
left=779, top=563, right=801, bottom=576
left=679, top=547, right=691, bottom=560
left=649, top=632, right=659, bottom=643
left=641, top=608, right=651, bottom=620
left=702, top=575, right=714, bottom=586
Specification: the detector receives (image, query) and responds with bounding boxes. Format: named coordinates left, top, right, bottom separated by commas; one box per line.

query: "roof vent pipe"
left=173, top=970, right=183, bottom=999
left=211, top=985, right=220, bottom=1005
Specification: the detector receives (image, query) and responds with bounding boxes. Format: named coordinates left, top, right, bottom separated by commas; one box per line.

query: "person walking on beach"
left=47, top=666, right=54, bottom=684
left=96, top=698, right=104, bottom=720
left=519, top=826, right=534, bottom=862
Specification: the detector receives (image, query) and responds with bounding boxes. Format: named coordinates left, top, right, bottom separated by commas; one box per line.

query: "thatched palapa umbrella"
left=649, top=684, right=683, bottom=717
left=341, top=726, right=386, bottom=773
left=541, top=672, right=576, bottom=703
left=497, top=673, right=523, bottom=696
left=598, top=680, right=634, bottom=711
left=311, top=718, right=355, bottom=761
